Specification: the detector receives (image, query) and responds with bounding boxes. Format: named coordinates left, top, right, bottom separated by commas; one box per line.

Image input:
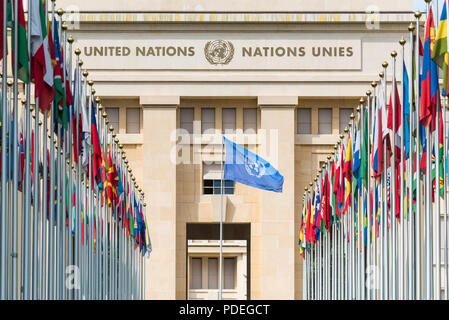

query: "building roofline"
left=56, top=12, right=416, bottom=24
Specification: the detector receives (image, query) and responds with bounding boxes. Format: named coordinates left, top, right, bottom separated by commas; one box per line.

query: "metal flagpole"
left=346, top=120, right=353, bottom=300
left=424, top=1, right=433, bottom=301
left=7, top=83, right=12, bottom=298
left=408, top=22, right=415, bottom=301
left=360, top=99, right=366, bottom=301
left=32, top=99, right=40, bottom=300
left=82, top=69, right=88, bottom=299
left=302, top=194, right=307, bottom=300
left=5, top=85, right=10, bottom=300
left=444, top=96, right=448, bottom=300
left=54, top=9, right=63, bottom=300
left=61, top=20, right=68, bottom=301
left=47, top=1, right=56, bottom=301
left=434, top=0, right=442, bottom=301
left=0, top=0, right=8, bottom=301
left=96, top=98, right=101, bottom=301
left=108, top=126, right=112, bottom=299
left=366, top=89, right=372, bottom=300
left=219, top=135, right=224, bottom=300
left=440, top=0, right=448, bottom=303
left=399, top=39, right=406, bottom=301
left=445, top=98, right=449, bottom=301
left=380, top=70, right=386, bottom=300
left=11, top=0, right=26, bottom=301
left=356, top=106, right=361, bottom=300
left=103, top=115, right=107, bottom=300
left=371, top=82, right=378, bottom=300
left=414, top=10, right=422, bottom=300
left=74, top=52, right=81, bottom=300
left=88, top=80, right=93, bottom=300
left=67, top=34, right=74, bottom=301
left=112, top=137, right=116, bottom=300
left=436, top=76, right=442, bottom=300
left=391, top=50, right=398, bottom=300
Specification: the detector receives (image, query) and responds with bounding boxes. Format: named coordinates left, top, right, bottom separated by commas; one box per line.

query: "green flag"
left=10, top=0, right=30, bottom=83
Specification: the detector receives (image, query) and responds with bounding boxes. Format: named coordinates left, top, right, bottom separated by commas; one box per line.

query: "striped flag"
left=420, top=6, right=439, bottom=129
left=343, top=131, right=352, bottom=215
left=30, top=0, right=54, bottom=112
left=11, top=0, right=29, bottom=83
left=432, top=0, right=449, bottom=96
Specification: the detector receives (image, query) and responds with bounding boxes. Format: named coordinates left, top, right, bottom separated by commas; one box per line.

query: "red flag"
left=387, top=79, right=402, bottom=165
left=420, top=7, right=439, bottom=130
left=91, top=108, right=102, bottom=186
left=30, top=2, right=54, bottom=113
left=107, top=150, right=118, bottom=208
left=324, top=171, right=330, bottom=231
left=306, top=197, right=312, bottom=243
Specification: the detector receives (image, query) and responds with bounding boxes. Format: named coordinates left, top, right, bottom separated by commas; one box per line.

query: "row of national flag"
left=300, top=1, right=449, bottom=300
left=0, top=0, right=150, bottom=300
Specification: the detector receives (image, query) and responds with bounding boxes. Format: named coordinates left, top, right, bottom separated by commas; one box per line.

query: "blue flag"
left=223, top=137, right=284, bottom=193
left=403, top=61, right=411, bottom=159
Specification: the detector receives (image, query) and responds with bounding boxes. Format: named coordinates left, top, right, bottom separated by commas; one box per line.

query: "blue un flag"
left=223, top=137, right=284, bottom=193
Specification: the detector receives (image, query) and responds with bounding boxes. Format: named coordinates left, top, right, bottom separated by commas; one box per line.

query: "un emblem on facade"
left=244, top=154, right=266, bottom=178
left=204, top=40, right=234, bottom=65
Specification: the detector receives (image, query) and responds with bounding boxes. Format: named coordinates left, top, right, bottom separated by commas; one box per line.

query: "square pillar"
left=141, top=95, right=179, bottom=300
left=254, top=96, right=297, bottom=299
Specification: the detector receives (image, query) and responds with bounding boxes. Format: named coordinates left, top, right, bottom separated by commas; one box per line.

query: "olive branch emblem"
left=204, top=40, right=235, bottom=65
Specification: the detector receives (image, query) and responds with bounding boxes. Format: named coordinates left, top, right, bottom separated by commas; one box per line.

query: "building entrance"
left=186, top=223, right=250, bottom=300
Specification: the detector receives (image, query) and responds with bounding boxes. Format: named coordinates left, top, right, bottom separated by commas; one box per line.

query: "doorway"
left=186, top=223, right=251, bottom=300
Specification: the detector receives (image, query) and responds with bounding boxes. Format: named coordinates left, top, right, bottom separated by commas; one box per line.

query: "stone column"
left=255, top=96, right=297, bottom=299
left=141, top=96, right=179, bottom=299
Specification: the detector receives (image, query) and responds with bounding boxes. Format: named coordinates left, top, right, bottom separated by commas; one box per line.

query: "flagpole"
left=347, top=119, right=353, bottom=300
left=407, top=22, right=415, bottom=301
left=96, top=97, right=101, bottom=301
left=423, top=0, right=433, bottom=301
left=436, top=78, right=442, bottom=300
left=360, top=99, right=366, bottom=301
left=350, top=117, right=355, bottom=301
left=368, top=83, right=375, bottom=300
left=434, top=0, right=443, bottom=301
left=108, top=125, right=113, bottom=300
left=6, top=83, right=11, bottom=299
left=67, top=34, right=74, bottom=301
left=32, top=100, right=40, bottom=301
left=61, top=20, right=68, bottom=301
left=381, top=67, right=388, bottom=300
left=74, top=51, right=81, bottom=300
left=219, top=134, right=224, bottom=300
left=11, top=0, right=25, bottom=301
left=81, top=68, right=88, bottom=299
left=398, top=38, right=406, bottom=301
left=444, top=95, right=448, bottom=300
left=103, top=114, right=108, bottom=300
left=54, top=8, right=62, bottom=300
left=443, top=97, right=449, bottom=300
left=357, top=104, right=363, bottom=300
left=96, top=100, right=102, bottom=301
left=391, top=50, right=398, bottom=300
left=413, top=10, right=423, bottom=300
left=88, top=80, right=94, bottom=300
left=0, top=0, right=8, bottom=301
